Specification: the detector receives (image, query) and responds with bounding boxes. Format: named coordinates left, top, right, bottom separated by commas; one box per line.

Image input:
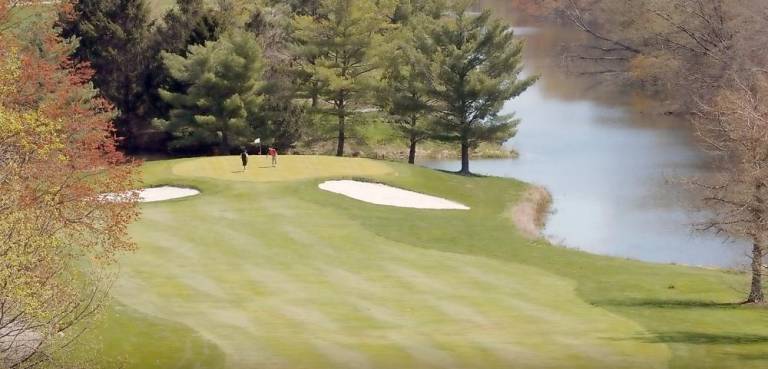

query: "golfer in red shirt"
left=268, top=147, right=278, bottom=167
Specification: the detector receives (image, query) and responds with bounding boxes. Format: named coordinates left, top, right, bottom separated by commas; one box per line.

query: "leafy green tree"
left=249, top=4, right=310, bottom=151
left=429, top=3, right=537, bottom=174
left=293, top=0, right=393, bottom=156
left=257, top=97, right=309, bottom=151
left=378, top=25, right=437, bottom=164
left=1, top=19, right=138, bottom=367
left=59, top=0, right=152, bottom=151
left=157, top=31, right=265, bottom=154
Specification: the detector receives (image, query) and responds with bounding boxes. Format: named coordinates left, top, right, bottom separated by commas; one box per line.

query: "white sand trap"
left=101, top=186, right=200, bottom=203
left=319, top=180, right=469, bottom=210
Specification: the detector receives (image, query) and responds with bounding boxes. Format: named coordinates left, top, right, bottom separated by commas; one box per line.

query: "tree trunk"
left=220, top=130, right=230, bottom=155
left=311, top=0, right=319, bottom=17
left=747, top=240, right=765, bottom=304
left=408, top=139, right=417, bottom=164
left=336, top=112, right=346, bottom=157
left=408, top=115, right=418, bottom=165
left=459, top=138, right=470, bottom=175
left=747, top=183, right=766, bottom=304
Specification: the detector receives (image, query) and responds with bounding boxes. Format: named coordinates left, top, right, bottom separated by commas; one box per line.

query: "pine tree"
left=293, top=0, right=393, bottom=156
left=429, top=3, right=537, bottom=174
left=157, top=31, right=265, bottom=154
left=378, top=23, right=437, bottom=164
left=153, top=0, right=223, bottom=55
left=249, top=4, right=310, bottom=151
left=59, top=0, right=152, bottom=151
left=143, top=0, right=225, bottom=152
left=390, top=0, right=445, bottom=23
left=269, top=0, right=321, bottom=16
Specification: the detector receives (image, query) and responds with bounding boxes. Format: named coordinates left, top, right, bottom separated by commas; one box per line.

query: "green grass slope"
left=91, top=156, right=766, bottom=369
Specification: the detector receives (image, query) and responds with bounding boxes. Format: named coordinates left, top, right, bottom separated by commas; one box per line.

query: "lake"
left=423, top=6, right=746, bottom=268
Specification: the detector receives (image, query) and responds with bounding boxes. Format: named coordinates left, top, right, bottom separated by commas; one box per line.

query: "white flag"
left=253, top=138, right=261, bottom=144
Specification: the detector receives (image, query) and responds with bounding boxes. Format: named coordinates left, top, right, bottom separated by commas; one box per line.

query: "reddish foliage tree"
left=1, top=2, right=140, bottom=367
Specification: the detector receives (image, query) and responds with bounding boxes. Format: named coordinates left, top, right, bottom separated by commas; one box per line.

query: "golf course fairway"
left=86, top=156, right=768, bottom=369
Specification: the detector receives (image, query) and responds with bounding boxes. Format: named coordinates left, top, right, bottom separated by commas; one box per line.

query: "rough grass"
left=506, top=185, right=552, bottom=238
left=83, top=156, right=767, bottom=369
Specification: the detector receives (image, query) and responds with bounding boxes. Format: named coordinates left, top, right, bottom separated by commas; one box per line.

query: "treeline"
left=59, top=0, right=535, bottom=173
left=562, top=0, right=768, bottom=304
left=561, top=0, right=765, bottom=109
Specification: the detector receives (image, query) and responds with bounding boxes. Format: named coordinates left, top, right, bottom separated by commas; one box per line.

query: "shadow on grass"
left=633, top=332, right=768, bottom=345
left=598, top=299, right=740, bottom=309
left=727, top=352, right=768, bottom=361
left=435, top=169, right=487, bottom=177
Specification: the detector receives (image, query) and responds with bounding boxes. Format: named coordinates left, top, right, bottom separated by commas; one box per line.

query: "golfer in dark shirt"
left=240, top=149, right=249, bottom=172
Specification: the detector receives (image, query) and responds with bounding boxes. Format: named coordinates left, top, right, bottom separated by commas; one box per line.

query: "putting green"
left=87, top=156, right=768, bottom=369
left=172, top=155, right=394, bottom=182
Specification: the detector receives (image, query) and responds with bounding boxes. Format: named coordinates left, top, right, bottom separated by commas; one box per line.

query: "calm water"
left=423, top=11, right=747, bottom=267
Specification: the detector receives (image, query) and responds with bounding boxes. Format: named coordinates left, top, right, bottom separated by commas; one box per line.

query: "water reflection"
left=422, top=15, right=746, bottom=267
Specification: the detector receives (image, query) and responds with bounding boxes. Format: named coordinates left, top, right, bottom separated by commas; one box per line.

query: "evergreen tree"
left=283, top=0, right=321, bottom=16
left=59, top=0, right=152, bottom=151
left=143, top=0, right=225, bottom=153
left=257, top=97, right=308, bottom=151
left=249, top=4, right=309, bottom=151
left=156, top=32, right=265, bottom=154
left=153, top=0, right=223, bottom=55
left=378, top=24, right=437, bottom=164
left=390, top=0, right=445, bottom=23
left=428, top=2, right=537, bottom=174
left=293, top=0, right=393, bottom=156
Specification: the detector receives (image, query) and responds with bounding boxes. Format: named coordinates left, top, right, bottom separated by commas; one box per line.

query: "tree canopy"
left=1, top=5, right=138, bottom=366
left=377, top=22, right=438, bottom=164
left=428, top=3, right=537, bottom=174
left=59, top=0, right=153, bottom=151
left=157, top=31, right=265, bottom=154
left=292, top=0, right=393, bottom=156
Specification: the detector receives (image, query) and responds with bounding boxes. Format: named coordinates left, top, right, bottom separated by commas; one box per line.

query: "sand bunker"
left=102, top=186, right=200, bottom=203
left=319, top=180, right=469, bottom=210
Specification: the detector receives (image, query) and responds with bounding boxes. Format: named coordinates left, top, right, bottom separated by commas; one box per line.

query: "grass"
left=297, top=115, right=517, bottom=161
left=171, top=155, right=394, bottom=182
left=83, top=156, right=767, bottom=369
left=88, top=304, right=226, bottom=369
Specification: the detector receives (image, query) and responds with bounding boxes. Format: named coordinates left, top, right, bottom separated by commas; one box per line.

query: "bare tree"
left=693, top=76, right=768, bottom=303
left=564, top=0, right=768, bottom=302
left=562, top=0, right=752, bottom=107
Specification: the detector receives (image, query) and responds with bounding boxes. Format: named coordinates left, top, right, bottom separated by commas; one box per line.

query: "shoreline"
left=507, top=185, right=553, bottom=239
